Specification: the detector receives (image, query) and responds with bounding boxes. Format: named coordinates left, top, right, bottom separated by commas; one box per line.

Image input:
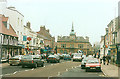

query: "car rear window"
left=74, top=54, right=81, bottom=57
left=22, top=55, right=32, bottom=59
left=13, top=56, right=20, bottom=58
left=87, top=59, right=99, bottom=64
left=48, top=55, right=55, bottom=58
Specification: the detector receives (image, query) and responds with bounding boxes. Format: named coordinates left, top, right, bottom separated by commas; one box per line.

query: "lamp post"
left=104, top=35, right=105, bottom=56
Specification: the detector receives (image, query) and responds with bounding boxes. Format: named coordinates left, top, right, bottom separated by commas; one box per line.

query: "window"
left=64, top=50, right=67, bottom=53
left=70, top=44, right=74, bottom=48
left=21, top=20, right=23, bottom=26
left=60, top=50, right=63, bottom=53
left=3, top=21, right=7, bottom=28
left=78, top=44, right=83, bottom=48
left=61, top=44, right=66, bottom=48
left=18, top=18, right=19, bottom=26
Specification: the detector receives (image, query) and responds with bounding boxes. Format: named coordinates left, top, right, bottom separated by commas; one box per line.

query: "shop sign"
left=118, top=46, right=120, bottom=52
left=110, top=45, right=116, bottom=49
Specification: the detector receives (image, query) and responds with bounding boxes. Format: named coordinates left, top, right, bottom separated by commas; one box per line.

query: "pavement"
left=101, top=63, right=118, bottom=77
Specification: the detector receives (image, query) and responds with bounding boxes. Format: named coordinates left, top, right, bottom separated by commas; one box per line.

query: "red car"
left=85, top=58, right=101, bottom=72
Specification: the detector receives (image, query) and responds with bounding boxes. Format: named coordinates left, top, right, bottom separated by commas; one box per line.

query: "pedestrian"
left=106, top=55, right=109, bottom=65
left=100, top=56, right=102, bottom=64
left=103, top=55, right=106, bottom=65
left=7, top=52, right=11, bottom=63
left=94, top=54, right=96, bottom=58
left=113, top=55, right=115, bottom=64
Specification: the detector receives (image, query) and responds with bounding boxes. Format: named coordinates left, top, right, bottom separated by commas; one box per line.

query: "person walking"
left=7, top=52, right=11, bottom=63
left=100, top=56, right=102, bottom=64
left=106, top=55, right=110, bottom=65
left=113, top=55, right=115, bottom=64
left=103, top=55, right=106, bottom=65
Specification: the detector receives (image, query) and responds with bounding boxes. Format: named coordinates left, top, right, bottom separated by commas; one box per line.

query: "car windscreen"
left=13, top=56, right=20, bottom=58
left=87, top=59, right=99, bottom=64
left=74, top=54, right=81, bottom=57
left=21, top=55, right=32, bottom=59
left=48, top=55, right=55, bottom=58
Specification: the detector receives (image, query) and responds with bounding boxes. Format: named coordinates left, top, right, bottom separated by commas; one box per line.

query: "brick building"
left=37, top=26, right=55, bottom=50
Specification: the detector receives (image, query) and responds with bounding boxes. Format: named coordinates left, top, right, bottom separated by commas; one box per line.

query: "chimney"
left=46, top=29, right=49, bottom=33
left=105, top=28, right=108, bottom=34
left=40, top=25, right=46, bottom=31
left=101, top=36, right=104, bottom=41
left=26, top=22, right=31, bottom=29
left=85, top=36, right=89, bottom=41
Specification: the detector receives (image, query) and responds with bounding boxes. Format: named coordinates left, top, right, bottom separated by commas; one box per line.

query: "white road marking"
left=44, top=66, right=45, bottom=67
left=13, top=71, right=17, bottom=74
left=66, top=69, right=68, bottom=71
left=88, top=73, right=98, bottom=74
left=31, top=68, right=34, bottom=70
left=4, top=74, right=11, bottom=76
left=57, top=72, right=61, bottom=76
left=25, top=70, right=29, bottom=71
left=51, top=64, right=53, bottom=66
left=99, top=75, right=104, bottom=76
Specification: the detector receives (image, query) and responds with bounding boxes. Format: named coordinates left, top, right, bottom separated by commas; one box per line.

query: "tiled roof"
left=37, top=34, right=50, bottom=40
left=0, top=15, right=18, bottom=37
left=58, top=36, right=88, bottom=42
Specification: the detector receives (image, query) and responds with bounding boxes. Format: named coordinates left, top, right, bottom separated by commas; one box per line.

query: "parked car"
left=73, top=53, right=82, bottom=62
left=46, top=55, right=60, bottom=63
left=9, top=55, right=23, bottom=66
left=63, top=54, right=71, bottom=60
left=82, top=55, right=86, bottom=59
left=85, top=58, right=101, bottom=72
left=21, top=55, right=44, bottom=68
left=81, top=57, right=88, bottom=69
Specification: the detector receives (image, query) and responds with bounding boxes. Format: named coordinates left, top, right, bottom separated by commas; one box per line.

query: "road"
left=2, top=59, right=104, bottom=77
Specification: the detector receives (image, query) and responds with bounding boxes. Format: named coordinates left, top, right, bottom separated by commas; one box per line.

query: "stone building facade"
left=57, top=23, right=93, bottom=55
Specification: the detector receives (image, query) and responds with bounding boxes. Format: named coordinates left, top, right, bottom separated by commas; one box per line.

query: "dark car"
left=85, top=58, right=101, bottom=72
left=46, top=55, right=60, bottom=63
left=21, top=55, right=44, bottom=68
left=63, top=54, right=71, bottom=60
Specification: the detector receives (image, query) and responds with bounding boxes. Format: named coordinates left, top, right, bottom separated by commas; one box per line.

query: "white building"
left=23, top=22, right=44, bottom=54
left=0, top=0, right=24, bottom=45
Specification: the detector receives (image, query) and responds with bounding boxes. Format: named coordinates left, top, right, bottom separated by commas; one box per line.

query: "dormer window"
left=3, top=21, right=9, bottom=29
left=3, top=21, right=7, bottom=28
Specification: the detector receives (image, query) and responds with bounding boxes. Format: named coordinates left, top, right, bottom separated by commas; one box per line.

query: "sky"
left=6, top=0, right=119, bottom=45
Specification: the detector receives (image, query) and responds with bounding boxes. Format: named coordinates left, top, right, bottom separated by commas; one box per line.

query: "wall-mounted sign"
left=118, top=45, right=120, bottom=52
left=110, top=45, right=116, bottom=49
left=27, top=37, right=32, bottom=41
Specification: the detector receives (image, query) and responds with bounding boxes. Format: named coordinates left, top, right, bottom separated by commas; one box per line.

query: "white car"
left=73, top=53, right=82, bottom=62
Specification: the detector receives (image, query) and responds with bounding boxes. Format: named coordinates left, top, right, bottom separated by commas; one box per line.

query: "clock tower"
left=70, top=22, right=76, bottom=40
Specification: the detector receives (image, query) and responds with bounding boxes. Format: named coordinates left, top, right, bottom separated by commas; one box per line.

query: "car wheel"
left=41, top=63, right=44, bottom=67
left=22, top=65, right=25, bottom=68
left=58, top=60, right=60, bottom=63
left=47, top=61, right=49, bottom=63
left=98, top=68, right=101, bottom=72
left=34, top=63, right=37, bottom=68
left=86, top=68, right=89, bottom=72
left=10, top=64, right=12, bottom=66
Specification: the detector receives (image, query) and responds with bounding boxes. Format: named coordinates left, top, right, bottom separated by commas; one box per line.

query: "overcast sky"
left=7, top=0, right=119, bottom=45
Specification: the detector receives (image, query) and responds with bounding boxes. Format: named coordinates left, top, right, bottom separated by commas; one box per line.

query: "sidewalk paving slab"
left=101, top=63, right=118, bottom=77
